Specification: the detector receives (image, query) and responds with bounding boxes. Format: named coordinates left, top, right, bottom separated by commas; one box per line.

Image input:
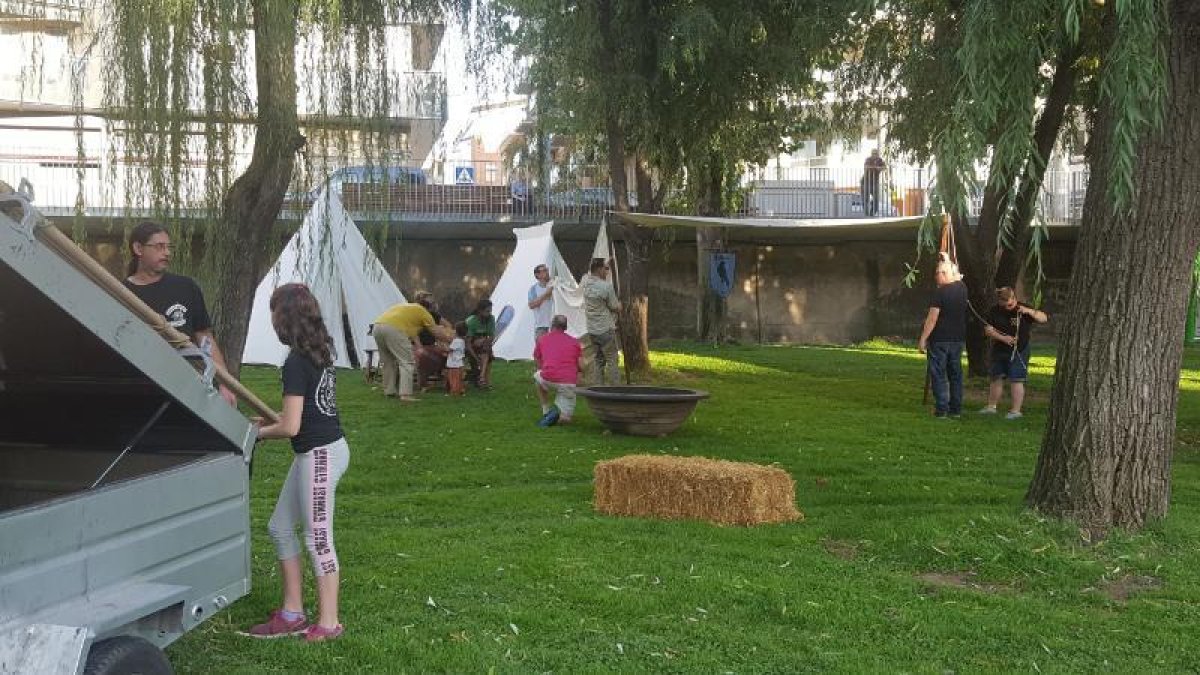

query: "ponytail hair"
left=269, top=283, right=335, bottom=369
left=126, top=221, right=167, bottom=277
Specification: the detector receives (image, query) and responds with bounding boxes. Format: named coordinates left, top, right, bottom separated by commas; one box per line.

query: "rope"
left=940, top=213, right=1028, bottom=372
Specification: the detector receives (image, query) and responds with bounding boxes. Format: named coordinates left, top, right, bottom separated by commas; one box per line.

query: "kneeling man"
left=533, top=315, right=582, bottom=426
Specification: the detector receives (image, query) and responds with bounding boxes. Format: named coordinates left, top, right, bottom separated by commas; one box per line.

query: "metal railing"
left=0, top=150, right=1089, bottom=225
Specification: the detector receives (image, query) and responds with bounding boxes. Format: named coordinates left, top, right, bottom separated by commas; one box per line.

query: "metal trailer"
left=0, top=195, right=256, bottom=674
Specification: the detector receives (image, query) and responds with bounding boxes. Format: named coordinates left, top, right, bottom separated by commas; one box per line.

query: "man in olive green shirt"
left=581, top=258, right=622, bottom=385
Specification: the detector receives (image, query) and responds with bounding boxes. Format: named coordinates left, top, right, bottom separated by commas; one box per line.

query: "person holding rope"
left=918, top=256, right=968, bottom=418
left=979, top=287, right=1048, bottom=419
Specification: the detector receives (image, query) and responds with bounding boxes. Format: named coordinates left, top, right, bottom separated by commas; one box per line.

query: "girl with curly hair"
left=242, top=283, right=350, bottom=642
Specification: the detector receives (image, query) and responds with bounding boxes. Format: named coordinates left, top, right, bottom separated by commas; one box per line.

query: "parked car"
left=547, top=187, right=638, bottom=209
left=288, top=165, right=429, bottom=203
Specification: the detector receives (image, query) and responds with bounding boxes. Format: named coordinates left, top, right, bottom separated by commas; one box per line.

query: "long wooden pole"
left=35, top=223, right=280, bottom=422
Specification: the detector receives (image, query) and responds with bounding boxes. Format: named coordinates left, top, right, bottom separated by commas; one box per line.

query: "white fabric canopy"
left=490, top=222, right=587, bottom=361
left=242, top=190, right=405, bottom=368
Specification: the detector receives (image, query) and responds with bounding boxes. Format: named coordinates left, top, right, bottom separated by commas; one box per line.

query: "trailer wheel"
left=84, top=636, right=173, bottom=675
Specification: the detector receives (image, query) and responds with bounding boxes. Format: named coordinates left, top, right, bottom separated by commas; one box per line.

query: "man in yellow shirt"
left=372, top=302, right=448, bottom=401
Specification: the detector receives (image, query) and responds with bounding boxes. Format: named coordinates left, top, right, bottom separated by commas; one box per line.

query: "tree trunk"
left=694, top=153, right=727, bottom=342
left=993, top=42, right=1079, bottom=288
left=616, top=223, right=652, bottom=376
left=1027, top=0, right=1200, bottom=533
left=596, top=0, right=649, bottom=374
left=208, top=0, right=304, bottom=377
left=596, top=0, right=629, bottom=214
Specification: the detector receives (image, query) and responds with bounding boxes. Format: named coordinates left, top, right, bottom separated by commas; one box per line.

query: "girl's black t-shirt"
left=281, top=351, right=344, bottom=454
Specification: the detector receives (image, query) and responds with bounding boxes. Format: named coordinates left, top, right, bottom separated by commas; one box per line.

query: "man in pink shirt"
left=533, top=315, right=583, bottom=426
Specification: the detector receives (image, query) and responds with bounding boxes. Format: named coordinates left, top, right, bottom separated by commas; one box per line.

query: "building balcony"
left=0, top=0, right=86, bottom=35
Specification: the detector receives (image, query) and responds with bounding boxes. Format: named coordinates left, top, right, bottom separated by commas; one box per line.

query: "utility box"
left=747, top=180, right=835, bottom=218
left=0, top=195, right=255, bottom=674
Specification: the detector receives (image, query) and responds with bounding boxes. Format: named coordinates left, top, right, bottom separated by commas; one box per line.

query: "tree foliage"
left=52, top=0, right=473, bottom=371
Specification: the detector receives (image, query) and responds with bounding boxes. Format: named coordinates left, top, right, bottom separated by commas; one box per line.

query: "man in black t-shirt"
left=918, top=257, right=968, bottom=417
left=980, top=286, right=1048, bottom=419
left=123, top=221, right=236, bottom=405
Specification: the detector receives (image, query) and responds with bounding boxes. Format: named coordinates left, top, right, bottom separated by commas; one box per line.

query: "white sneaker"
left=1005, top=411, right=1023, bottom=420
left=979, top=406, right=998, bottom=414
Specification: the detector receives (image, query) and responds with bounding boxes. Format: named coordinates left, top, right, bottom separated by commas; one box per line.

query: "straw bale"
left=594, top=454, right=802, bottom=526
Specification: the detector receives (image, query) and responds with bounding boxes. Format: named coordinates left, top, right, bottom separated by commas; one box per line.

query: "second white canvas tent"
left=241, top=190, right=405, bottom=368
left=490, top=221, right=589, bottom=361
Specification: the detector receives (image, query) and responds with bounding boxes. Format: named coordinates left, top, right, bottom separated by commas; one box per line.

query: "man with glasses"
left=581, top=258, right=622, bottom=385
left=528, top=264, right=555, bottom=341
left=123, top=220, right=236, bottom=405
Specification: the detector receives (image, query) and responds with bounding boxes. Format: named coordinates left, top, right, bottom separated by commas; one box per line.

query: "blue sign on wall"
left=455, top=166, right=476, bottom=185
left=709, top=252, right=735, bottom=298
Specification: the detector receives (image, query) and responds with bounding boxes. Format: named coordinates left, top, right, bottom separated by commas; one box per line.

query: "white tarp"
left=242, top=190, right=405, bottom=368
left=490, top=221, right=587, bottom=361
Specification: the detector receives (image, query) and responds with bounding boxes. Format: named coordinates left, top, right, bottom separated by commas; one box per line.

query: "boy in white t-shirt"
left=445, top=322, right=467, bottom=396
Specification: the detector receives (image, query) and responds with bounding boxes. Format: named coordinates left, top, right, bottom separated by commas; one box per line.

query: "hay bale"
left=594, top=454, right=802, bottom=526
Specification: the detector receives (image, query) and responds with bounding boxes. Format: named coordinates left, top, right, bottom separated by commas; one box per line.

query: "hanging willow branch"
left=27, top=0, right=485, bottom=371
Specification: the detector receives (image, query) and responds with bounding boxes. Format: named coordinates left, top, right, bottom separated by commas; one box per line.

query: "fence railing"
left=0, top=151, right=1089, bottom=225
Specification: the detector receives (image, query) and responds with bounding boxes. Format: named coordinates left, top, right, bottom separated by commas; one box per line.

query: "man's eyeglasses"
left=142, top=242, right=172, bottom=252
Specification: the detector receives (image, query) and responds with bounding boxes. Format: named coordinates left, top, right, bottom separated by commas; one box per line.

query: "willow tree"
left=98, top=0, right=462, bottom=375
left=934, top=0, right=1199, bottom=531
left=832, top=0, right=1095, bottom=374
left=1025, top=0, right=1200, bottom=532
left=489, top=0, right=865, bottom=348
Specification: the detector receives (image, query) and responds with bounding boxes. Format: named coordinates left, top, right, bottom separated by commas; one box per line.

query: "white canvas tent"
left=242, top=190, right=405, bottom=368
left=490, top=221, right=589, bottom=361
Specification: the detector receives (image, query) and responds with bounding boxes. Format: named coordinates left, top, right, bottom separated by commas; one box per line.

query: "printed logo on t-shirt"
left=315, top=368, right=338, bottom=417
left=164, top=303, right=188, bottom=328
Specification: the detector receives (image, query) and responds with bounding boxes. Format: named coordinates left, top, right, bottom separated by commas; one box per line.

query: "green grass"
left=168, top=342, right=1200, bottom=673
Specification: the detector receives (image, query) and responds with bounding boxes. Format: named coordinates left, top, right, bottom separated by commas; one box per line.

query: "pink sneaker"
left=304, top=624, right=344, bottom=642
left=239, top=610, right=308, bottom=638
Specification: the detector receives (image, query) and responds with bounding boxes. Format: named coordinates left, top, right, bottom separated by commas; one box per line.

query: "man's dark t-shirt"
left=986, top=304, right=1033, bottom=352
left=929, top=280, right=968, bottom=342
left=281, top=351, right=344, bottom=454
left=123, top=273, right=211, bottom=339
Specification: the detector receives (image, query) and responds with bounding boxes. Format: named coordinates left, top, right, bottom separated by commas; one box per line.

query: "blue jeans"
left=927, top=341, right=963, bottom=415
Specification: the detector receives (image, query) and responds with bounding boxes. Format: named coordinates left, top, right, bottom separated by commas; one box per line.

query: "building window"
left=486, top=163, right=498, bottom=185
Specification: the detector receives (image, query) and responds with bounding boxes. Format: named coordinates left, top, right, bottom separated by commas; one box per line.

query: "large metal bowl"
left=576, top=386, right=709, bottom=437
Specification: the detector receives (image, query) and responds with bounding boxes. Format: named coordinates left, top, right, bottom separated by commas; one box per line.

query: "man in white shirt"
left=528, top=264, right=555, bottom=340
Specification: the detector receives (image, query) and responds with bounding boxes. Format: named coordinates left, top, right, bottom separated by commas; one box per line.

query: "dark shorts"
left=990, top=347, right=1030, bottom=382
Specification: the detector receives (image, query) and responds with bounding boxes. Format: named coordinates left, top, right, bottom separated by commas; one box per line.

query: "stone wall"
left=77, top=222, right=1076, bottom=345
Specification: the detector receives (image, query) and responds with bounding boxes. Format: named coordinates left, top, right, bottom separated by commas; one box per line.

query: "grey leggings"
left=268, top=438, right=350, bottom=576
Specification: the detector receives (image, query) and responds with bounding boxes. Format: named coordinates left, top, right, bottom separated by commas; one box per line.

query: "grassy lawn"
left=168, top=342, right=1200, bottom=673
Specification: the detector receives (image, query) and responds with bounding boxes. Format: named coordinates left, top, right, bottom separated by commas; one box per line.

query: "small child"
left=445, top=322, right=467, bottom=396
